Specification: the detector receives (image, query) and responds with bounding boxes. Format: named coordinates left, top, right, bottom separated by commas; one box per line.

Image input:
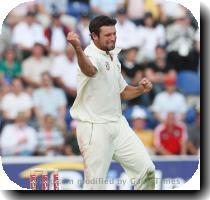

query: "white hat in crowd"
left=131, top=106, right=147, bottom=120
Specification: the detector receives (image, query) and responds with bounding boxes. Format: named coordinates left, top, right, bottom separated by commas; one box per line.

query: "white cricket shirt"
left=70, top=41, right=128, bottom=123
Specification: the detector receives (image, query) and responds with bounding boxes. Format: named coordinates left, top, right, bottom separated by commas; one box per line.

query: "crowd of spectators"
left=0, top=0, right=200, bottom=157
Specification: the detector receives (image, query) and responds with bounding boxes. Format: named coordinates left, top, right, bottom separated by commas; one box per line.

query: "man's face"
left=12, top=79, right=23, bottom=94
left=166, top=112, right=176, bottom=125
left=42, top=74, right=52, bottom=87
left=93, top=26, right=117, bottom=51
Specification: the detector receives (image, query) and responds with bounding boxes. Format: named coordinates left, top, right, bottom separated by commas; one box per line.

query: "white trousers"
left=76, top=116, right=155, bottom=190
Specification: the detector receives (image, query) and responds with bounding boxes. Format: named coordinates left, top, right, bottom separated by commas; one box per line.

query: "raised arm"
left=120, top=78, right=153, bottom=100
left=67, top=32, right=97, bottom=77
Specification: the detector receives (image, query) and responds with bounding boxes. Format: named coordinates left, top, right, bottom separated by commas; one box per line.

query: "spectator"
left=136, top=12, right=166, bottom=64
left=120, top=47, right=142, bottom=85
left=22, top=43, right=51, bottom=88
left=0, top=47, right=21, bottom=83
left=64, top=120, right=80, bottom=156
left=90, top=0, right=125, bottom=16
left=50, top=45, right=77, bottom=106
left=187, top=107, right=200, bottom=155
left=76, top=11, right=91, bottom=49
left=0, top=112, right=37, bottom=156
left=33, top=72, right=67, bottom=129
left=131, top=106, right=154, bottom=155
left=36, top=114, right=65, bottom=156
left=154, top=112, right=187, bottom=155
left=44, top=12, right=71, bottom=55
left=166, top=10, right=199, bottom=72
left=151, top=75, right=187, bottom=123
left=1, top=78, right=33, bottom=122
left=115, top=8, right=137, bottom=50
left=12, top=11, right=47, bottom=58
left=144, top=45, right=175, bottom=96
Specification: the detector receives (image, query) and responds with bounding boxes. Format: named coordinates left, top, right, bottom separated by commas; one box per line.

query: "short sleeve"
left=84, top=48, right=99, bottom=70
left=119, top=74, right=128, bottom=93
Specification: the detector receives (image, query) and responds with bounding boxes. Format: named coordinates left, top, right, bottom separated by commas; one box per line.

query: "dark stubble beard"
left=106, top=44, right=115, bottom=51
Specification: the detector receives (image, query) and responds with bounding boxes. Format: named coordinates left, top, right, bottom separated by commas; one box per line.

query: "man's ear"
left=91, top=32, right=99, bottom=41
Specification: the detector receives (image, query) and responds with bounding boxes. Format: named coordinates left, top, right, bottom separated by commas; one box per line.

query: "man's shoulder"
left=25, top=126, right=37, bottom=133
left=22, top=56, right=34, bottom=66
left=14, top=22, right=27, bottom=30
left=84, top=44, right=96, bottom=55
left=2, top=124, right=15, bottom=133
left=53, top=87, right=65, bottom=95
left=1, top=93, right=15, bottom=101
left=154, top=91, right=167, bottom=99
left=154, top=123, right=166, bottom=133
left=19, top=92, right=32, bottom=100
left=54, top=54, right=66, bottom=62
left=172, top=92, right=186, bottom=100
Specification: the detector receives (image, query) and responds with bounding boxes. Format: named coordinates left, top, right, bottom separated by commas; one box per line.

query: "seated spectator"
left=154, top=112, right=187, bottom=155
left=136, top=12, right=166, bottom=64
left=64, top=120, right=80, bottom=156
left=120, top=47, right=151, bottom=107
left=22, top=43, right=51, bottom=88
left=1, top=78, right=33, bottom=122
left=0, top=112, right=37, bottom=156
left=115, top=8, right=138, bottom=50
left=166, top=10, right=199, bottom=72
left=131, top=106, right=154, bottom=155
left=187, top=107, right=200, bottom=155
left=50, top=45, right=77, bottom=106
left=0, top=47, right=21, bottom=83
left=12, top=11, right=47, bottom=59
left=144, top=45, right=175, bottom=96
left=36, top=114, right=65, bottom=156
left=151, top=75, right=187, bottom=123
left=90, top=0, right=125, bottom=16
left=33, top=72, right=67, bottom=129
left=76, top=11, right=91, bottom=49
left=120, top=47, right=143, bottom=85
left=44, top=12, right=71, bottom=55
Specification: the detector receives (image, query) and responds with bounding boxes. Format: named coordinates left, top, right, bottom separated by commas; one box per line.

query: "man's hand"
left=67, top=32, right=81, bottom=49
left=138, top=78, right=153, bottom=93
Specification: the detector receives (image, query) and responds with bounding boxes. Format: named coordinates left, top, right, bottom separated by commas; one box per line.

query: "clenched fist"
left=138, top=78, right=153, bottom=93
left=67, top=32, right=81, bottom=49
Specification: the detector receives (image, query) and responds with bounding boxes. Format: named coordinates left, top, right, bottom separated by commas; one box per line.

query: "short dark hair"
left=89, top=15, right=117, bottom=39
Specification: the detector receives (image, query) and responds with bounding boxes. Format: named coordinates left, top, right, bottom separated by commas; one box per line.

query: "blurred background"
left=0, top=0, right=200, bottom=190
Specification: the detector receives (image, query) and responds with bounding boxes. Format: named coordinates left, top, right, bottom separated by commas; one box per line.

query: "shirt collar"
left=90, top=41, right=121, bottom=56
